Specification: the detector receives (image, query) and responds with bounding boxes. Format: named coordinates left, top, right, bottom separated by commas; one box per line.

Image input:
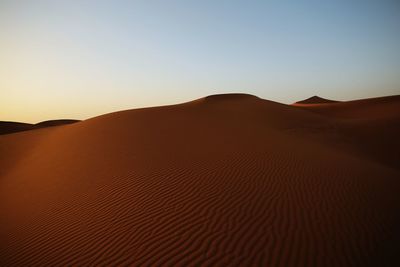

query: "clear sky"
left=1, top=0, right=400, bottom=123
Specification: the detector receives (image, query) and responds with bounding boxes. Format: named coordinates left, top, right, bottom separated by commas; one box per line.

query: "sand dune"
left=0, top=119, right=79, bottom=135
left=294, top=95, right=340, bottom=105
left=1, top=94, right=399, bottom=266
left=0, top=121, right=33, bottom=135
left=293, top=95, right=400, bottom=119
left=292, top=95, right=400, bottom=169
left=34, top=119, right=80, bottom=128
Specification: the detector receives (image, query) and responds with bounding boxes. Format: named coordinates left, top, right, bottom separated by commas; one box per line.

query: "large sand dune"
left=1, top=94, right=399, bottom=266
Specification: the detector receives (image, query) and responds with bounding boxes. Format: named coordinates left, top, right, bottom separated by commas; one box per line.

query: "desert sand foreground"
left=1, top=94, right=399, bottom=266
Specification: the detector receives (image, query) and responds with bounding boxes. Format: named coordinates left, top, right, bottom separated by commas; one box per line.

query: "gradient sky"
left=1, top=0, right=400, bottom=123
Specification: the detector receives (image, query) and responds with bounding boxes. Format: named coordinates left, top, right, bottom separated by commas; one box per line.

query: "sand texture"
left=1, top=94, right=399, bottom=266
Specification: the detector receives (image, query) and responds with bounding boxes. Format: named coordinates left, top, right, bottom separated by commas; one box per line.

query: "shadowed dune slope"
left=294, top=95, right=340, bottom=105
left=34, top=119, right=80, bottom=128
left=0, top=119, right=79, bottom=135
left=292, top=95, right=400, bottom=169
left=0, top=121, right=33, bottom=135
left=1, top=94, right=399, bottom=266
left=293, top=95, right=400, bottom=119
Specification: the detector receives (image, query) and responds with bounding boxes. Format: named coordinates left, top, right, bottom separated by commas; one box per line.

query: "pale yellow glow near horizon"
left=1, top=1, right=399, bottom=123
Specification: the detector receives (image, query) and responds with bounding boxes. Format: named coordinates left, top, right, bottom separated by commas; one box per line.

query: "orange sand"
left=0, top=94, right=399, bottom=266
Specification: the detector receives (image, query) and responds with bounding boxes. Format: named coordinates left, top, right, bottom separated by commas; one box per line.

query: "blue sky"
left=1, top=0, right=399, bottom=122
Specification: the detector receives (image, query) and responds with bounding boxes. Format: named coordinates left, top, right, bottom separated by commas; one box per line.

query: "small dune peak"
left=295, top=95, right=339, bottom=105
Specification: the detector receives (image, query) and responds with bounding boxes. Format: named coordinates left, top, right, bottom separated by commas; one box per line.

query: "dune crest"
left=203, top=93, right=259, bottom=101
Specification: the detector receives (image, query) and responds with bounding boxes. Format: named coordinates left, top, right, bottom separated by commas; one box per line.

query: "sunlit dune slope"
left=1, top=94, right=399, bottom=266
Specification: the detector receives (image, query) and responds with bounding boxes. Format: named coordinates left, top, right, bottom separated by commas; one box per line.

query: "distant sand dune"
left=0, top=121, right=33, bottom=135
left=0, top=94, right=399, bottom=266
left=292, top=95, right=400, bottom=169
left=0, top=119, right=79, bottom=135
left=294, top=95, right=340, bottom=105
left=293, top=95, right=400, bottom=119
